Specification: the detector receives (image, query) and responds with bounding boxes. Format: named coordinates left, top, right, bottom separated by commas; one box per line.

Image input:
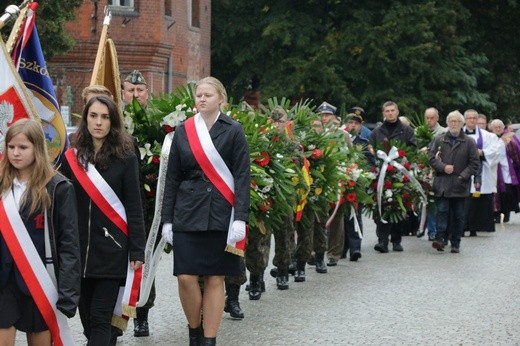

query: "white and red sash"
left=0, top=192, right=75, bottom=346
left=185, top=114, right=247, bottom=256
left=64, top=149, right=142, bottom=330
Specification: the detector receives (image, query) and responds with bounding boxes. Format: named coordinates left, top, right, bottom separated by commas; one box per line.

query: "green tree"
left=0, top=0, right=83, bottom=59
left=461, top=0, right=520, bottom=121
left=212, top=1, right=495, bottom=122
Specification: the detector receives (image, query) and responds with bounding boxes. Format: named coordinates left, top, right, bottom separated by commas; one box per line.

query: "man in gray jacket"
left=429, top=110, right=480, bottom=253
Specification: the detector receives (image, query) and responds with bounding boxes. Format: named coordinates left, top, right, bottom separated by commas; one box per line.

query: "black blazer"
left=161, top=113, right=250, bottom=232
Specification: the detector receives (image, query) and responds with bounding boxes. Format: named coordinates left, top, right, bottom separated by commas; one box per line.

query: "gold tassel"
left=225, top=245, right=244, bottom=257
left=122, top=304, right=137, bottom=319
left=111, top=314, right=128, bottom=331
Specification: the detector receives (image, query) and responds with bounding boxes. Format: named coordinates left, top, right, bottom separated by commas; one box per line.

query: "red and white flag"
left=0, top=37, right=38, bottom=156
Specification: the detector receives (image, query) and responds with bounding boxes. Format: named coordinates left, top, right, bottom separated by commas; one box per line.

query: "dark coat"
left=0, top=174, right=81, bottom=318
left=369, top=120, right=417, bottom=148
left=161, top=113, right=250, bottom=232
left=429, top=131, right=480, bottom=198
left=60, top=152, right=145, bottom=279
left=352, top=135, right=376, bottom=166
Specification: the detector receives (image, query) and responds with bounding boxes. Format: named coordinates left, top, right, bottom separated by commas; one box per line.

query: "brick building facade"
left=49, top=0, right=211, bottom=120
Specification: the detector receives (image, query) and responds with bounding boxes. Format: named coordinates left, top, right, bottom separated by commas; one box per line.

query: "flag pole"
left=90, top=6, right=112, bottom=85
left=0, top=0, right=31, bottom=30
left=4, top=1, right=31, bottom=55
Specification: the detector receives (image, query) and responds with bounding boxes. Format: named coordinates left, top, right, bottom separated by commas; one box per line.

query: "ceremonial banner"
left=91, top=38, right=122, bottom=110
left=90, top=9, right=122, bottom=111
left=0, top=37, right=38, bottom=154
left=11, top=2, right=67, bottom=163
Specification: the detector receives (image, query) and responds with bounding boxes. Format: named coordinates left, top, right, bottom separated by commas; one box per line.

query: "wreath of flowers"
left=123, top=86, right=196, bottom=227
left=365, top=140, right=432, bottom=224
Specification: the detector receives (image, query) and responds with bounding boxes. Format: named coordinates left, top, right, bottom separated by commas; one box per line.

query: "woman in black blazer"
left=161, top=77, right=250, bottom=346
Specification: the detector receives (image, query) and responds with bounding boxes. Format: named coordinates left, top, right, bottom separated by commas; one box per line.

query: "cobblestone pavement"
left=16, top=213, right=520, bottom=345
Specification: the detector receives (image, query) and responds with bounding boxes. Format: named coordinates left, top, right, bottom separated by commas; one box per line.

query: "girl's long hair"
left=76, top=95, right=133, bottom=170
left=0, top=118, right=54, bottom=214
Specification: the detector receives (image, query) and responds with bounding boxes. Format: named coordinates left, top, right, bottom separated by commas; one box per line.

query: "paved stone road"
left=16, top=214, right=520, bottom=345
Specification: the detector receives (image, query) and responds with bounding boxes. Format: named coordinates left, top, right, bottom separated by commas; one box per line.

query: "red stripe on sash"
left=0, top=202, right=65, bottom=346
left=64, top=149, right=128, bottom=236
left=185, top=117, right=235, bottom=205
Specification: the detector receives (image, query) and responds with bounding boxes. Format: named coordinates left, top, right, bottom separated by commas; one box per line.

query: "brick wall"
left=49, top=0, right=211, bottom=117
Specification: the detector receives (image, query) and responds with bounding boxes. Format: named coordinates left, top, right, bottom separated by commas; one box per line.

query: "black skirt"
left=0, top=276, right=48, bottom=332
left=172, top=231, right=240, bottom=276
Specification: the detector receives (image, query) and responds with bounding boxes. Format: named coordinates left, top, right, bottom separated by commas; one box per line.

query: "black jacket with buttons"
left=0, top=174, right=81, bottom=318
left=60, top=152, right=145, bottom=279
left=161, top=113, right=250, bottom=232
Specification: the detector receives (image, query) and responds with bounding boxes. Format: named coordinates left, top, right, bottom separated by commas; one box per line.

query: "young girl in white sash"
left=0, top=118, right=80, bottom=346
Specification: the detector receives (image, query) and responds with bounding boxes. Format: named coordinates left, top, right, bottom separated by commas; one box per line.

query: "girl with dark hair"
left=60, top=95, right=146, bottom=345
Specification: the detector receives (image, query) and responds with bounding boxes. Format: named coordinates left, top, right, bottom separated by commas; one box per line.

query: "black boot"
left=315, top=253, right=327, bottom=273
left=201, top=336, right=216, bottom=346
left=245, top=272, right=265, bottom=292
left=288, top=260, right=297, bottom=276
left=189, top=325, right=203, bottom=346
left=259, top=273, right=266, bottom=292
left=276, top=268, right=289, bottom=290
left=224, top=283, right=244, bottom=319
left=248, top=275, right=262, bottom=300
left=133, top=308, right=150, bottom=337
left=294, top=260, right=306, bottom=282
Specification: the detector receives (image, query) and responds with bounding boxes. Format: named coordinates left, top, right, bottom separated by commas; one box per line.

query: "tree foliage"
left=0, top=0, right=83, bottom=60
left=213, top=1, right=518, bottom=122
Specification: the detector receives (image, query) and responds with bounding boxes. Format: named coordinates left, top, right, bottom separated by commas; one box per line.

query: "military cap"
left=347, top=106, right=366, bottom=119
left=316, top=101, right=337, bottom=115
left=345, top=112, right=363, bottom=123
left=125, top=70, right=147, bottom=85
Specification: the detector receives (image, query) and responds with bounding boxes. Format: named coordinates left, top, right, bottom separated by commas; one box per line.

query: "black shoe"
left=248, top=275, right=262, bottom=300
left=294, top=269, right=306, bottom=282
left=276, top=275, right=289, bottom=290
left=374, top=243, right=388, bottom=253
left=340, top=252, right=347, bottom=259
left=224, top=283, right=244, bottom=319
left=327, top=258, right=338, bottom=267
left=450, top=247, right=460, bottom=253
left=350, top=251, right=361, bottom=262
left=189, top=326, right=202, bottom=346
left=432, top=240, right=445, bottom=252
left=201, top=336, right=216, bottom=346
left=416, top=230, right=425, bottom=238
left=224, top=299, right=244, bottom=319
left=294, top=261, right=306, bottom=282
left=314, top=253, right=327, bottom=273
left=133, top=318, right=150, bottom=337
left=428, top=235, right=436, bottom=241
left=269, top=267, right=278, bottom=278
left=392, top=243, right=403, bottom=252
left=288, top=261, right=297, bottom=276
left=259, top=273, right=266, bottom=292
left=469, top=231, right=477, bottom=237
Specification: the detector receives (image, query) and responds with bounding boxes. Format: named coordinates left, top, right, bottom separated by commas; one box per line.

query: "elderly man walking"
left=429, top=111, right=480, bottom=253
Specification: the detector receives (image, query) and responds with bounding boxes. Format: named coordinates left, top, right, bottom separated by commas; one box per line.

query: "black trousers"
left=79, top=278, right=121, bottom=346
left=376, top=220, right=403, bottom=245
